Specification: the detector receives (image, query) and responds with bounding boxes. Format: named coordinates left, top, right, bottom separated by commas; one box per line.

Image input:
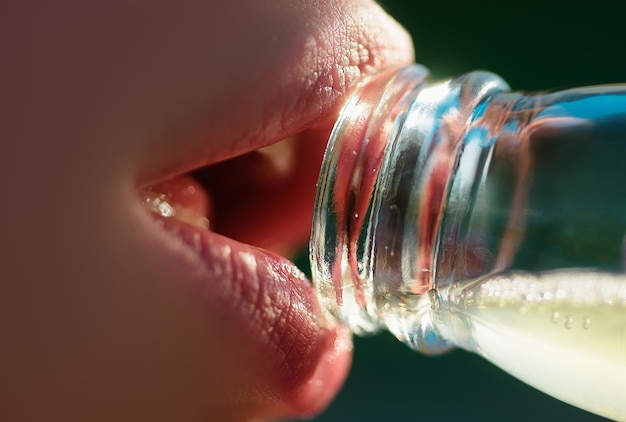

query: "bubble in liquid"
left=564, top=315, right=574, bottom=330
left=582, top=316, right=592, bottom=330
left=550, top=311, right=560, bottom=323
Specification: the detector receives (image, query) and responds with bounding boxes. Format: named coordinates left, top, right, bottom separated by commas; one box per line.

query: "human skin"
left=0, top=1, right=413, bottom=421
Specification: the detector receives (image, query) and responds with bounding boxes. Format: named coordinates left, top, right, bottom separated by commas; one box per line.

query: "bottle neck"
left=310, top=65, right=512, bottom=344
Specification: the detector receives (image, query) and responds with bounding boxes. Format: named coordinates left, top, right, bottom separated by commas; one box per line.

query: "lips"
left=132, top=128, right=353, bottom=418
left=115, top=2, right=413, bottom=419
left=0, top=0, right=418, bottom=420
left=130, top=113, right=356, bottom=420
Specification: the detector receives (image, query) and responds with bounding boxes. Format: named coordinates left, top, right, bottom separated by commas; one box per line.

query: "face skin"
left=0, top=1, right=412, bottom=420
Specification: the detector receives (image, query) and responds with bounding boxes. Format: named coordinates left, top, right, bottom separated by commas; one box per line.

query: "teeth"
left=142, top=190, right=210, bottom=230
left=255, top=137, right=295, bottom=179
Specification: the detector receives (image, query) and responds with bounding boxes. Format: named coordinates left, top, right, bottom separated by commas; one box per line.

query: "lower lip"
left=148, top=213, right=352, bottom=416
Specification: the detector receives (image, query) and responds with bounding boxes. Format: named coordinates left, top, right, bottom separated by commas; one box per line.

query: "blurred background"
left=299, top=0, right=625, bottom=420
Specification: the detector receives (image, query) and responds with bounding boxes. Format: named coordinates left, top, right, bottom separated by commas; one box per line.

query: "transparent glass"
left=310, top=64, right=626, bottom=420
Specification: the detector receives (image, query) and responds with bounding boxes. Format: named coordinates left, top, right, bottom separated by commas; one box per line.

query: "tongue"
left=140, top=175, right=212, bottom=229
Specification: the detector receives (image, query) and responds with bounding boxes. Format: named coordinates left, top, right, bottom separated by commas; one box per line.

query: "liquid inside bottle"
left=310, top=65, right=626, bottom=420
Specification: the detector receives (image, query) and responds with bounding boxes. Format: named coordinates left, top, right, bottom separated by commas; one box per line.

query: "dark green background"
left=301, top=1, right=625, bottom=421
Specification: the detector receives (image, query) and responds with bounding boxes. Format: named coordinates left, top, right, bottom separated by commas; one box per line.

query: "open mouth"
left=132, top=124, right=352, bottom=417
left=139, top=134, right=324, bottom=254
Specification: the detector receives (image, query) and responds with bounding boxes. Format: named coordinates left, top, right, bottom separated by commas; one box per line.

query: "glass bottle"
left=310, top=64, right=626, bottom=420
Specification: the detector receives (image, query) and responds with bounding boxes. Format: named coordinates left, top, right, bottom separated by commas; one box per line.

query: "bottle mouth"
left=310, top=64, right=510, bottom=338
left=310, top=65, right=430, bottom=334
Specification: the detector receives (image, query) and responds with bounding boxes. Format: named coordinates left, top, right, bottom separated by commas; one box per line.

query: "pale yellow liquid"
left=441, top=271, right=626, bottom=420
